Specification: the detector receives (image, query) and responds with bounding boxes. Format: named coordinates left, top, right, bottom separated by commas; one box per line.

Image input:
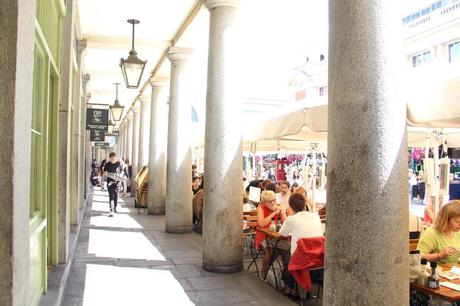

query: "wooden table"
left=256, top=227, right=289, bottom=291
left=411, top=264, right=460, bottom=302
left=256, top=227, right=283, bottom=239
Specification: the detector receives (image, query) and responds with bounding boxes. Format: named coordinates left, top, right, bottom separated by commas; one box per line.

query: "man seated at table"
left=255, top=190, right=287, bottom=278
left=278, top=193, right=323, bottom=288
left=417, top=200, right=460, bottom=264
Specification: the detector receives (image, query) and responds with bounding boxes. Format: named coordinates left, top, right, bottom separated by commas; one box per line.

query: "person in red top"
left=256, top=190, right=287, bottom=278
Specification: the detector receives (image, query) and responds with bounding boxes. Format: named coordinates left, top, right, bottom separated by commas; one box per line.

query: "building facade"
left=1, top=0, right=88, bottom=305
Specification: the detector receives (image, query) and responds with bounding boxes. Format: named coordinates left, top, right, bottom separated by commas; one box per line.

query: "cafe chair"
left=409, top=239, right=419, bottom=252
left=289, top=268, right=323, bottom=304
left=244, top=220, right=264, bottom=277
left=288, top=236, right=325, bottom=304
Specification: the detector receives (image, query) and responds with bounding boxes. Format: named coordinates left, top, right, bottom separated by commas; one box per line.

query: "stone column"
left=147, top=77, right=168, bottom=215
left=201, top=0, right=242, bottom=273
left=131, top=102, right=141, bottom=195
left=118, top=124, right=124, bottom=157
left=137, top=95, right=151, bottom=168
left=122, top=124, right=127, bottom=157
left=126, top=115, right=133, bottom=163
left=74, top=39, right=87, bottom=222
left=0, top=0, right=35, bottom=304
left=58, top=0, right=77, bottom=262
left=82, top=74, right=91, bottom=199
left=324, top=1, right=407, bottom=305
left=123, top=118, right=129, bottom=160
left=165, top=47, right=193, bottom=233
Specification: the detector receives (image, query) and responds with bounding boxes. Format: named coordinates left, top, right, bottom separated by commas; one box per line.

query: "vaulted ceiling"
left=77, top=0, right=330, bottom=128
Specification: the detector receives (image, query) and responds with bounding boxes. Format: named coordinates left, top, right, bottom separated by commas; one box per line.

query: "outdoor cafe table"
left=411, top=264, right=460, bottom=303
left=257, top=227, right=289, bottom=291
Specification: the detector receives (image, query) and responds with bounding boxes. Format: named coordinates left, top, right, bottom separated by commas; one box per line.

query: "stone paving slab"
left=58, top=189, right=306, bottom=306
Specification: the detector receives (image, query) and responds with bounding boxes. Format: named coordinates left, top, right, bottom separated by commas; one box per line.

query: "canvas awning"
left=406, top=71, right=460, bottom=128
left=243, top=103, right=460, bottom=153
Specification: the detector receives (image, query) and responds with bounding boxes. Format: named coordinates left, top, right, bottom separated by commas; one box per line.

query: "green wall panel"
left=30, top=227, right=46, bottom=306
left=35, top=0, right=63, bottom=66
left=30, top=0, right=64, bottom=304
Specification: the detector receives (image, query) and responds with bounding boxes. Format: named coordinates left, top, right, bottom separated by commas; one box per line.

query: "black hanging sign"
left=90, top=129, right=105, bottom=141
left=86, top=108, right=109, bottom=130
left=94, top=142, right=110, bottom=147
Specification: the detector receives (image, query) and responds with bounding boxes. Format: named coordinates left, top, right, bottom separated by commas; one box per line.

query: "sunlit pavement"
left=61, top=188, right=297, bottom=306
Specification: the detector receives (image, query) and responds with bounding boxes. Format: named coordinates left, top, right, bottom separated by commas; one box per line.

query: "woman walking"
left=102, top=152, right=122, bottom=213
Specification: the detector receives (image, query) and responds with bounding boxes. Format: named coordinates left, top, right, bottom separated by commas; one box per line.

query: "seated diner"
left=256, top=190, right=287, bottom=277
left=279, top=192, right=323, bottom=289
left=417, top=200, right=460, bottom=264
left=279, top=193, right=323, bottom=255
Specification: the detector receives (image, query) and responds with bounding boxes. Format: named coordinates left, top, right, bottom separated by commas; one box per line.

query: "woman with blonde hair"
left=417, top=200, right=460, bottom=264
left=255, top=190, right=287, bottom=277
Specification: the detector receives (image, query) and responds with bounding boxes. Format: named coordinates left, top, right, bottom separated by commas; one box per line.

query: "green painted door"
left=30, top=1, right=65, bottom=305
left=29, top=37, right=49, bottom=306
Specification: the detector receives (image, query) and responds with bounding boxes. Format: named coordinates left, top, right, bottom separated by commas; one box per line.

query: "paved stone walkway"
left=60, top=189, right=300, bottom=306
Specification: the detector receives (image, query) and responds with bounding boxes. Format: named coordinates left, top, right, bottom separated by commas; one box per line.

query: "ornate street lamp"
left=108, top=119, right=116, bottom=134
left=110, top=83, right=124, bottom=121
left=120, top=19, right=147, bottom=89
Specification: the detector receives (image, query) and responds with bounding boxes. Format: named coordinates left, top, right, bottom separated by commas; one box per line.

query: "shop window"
left=448, top=41, right=460, bottom=63
left=412, top=50, right=432, bottom=67
left=319, top=86, right=326, bottom=96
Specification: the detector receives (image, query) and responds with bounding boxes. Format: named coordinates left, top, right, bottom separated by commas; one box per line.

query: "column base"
left=148, top=207, right=165, bottom=215
left=165, top=225, right=192, bottom=234
left=202, top=262, right=243, bottom=273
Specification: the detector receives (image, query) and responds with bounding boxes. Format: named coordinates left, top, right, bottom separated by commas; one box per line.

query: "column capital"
left=202, top=0, right=239, bottom=10
left=77, top=39, right=87, bottom=53
left=83, top=73, right=90, bottom=83
left=167, top=47, right=193, bottom=62
left=138, top=95, right=151, bottom=104
left=149, top=75, right=169, bottom=88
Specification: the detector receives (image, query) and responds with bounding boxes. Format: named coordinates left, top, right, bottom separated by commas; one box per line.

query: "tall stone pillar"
left=201, top=0, right=242, bottom=273
left=126, top=114, right=133, bottom=164
left=74, top=39, right=87, bottom=221
left=123, top=119, right=128, bottom=159
left=131, top=102, right=141, bottom=195
left=147, top=77, right=168, bottom=215
left=121, top=124, right=126, bottom=157
left=165, top=47, right=193, bottom=233
left=0, top=0, right=35, bottom=304
left=82, top=74, right=91, bottom=199
left=119, top=124, right=124, bottom=157
left=324, top=1, right=407, bottom=304
left=58, top=0, right=77, bottom=262
left=137, top=95, right=151, bottom=168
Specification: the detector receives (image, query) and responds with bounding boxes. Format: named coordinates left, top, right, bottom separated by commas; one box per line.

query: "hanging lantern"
left=108, top=119, right=115, bottom=134
left=120, top=19, right=147, bottom=89
left=110, top=83, right=124, bottom=121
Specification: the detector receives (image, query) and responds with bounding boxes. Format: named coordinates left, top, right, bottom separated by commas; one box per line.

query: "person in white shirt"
left=276, top=180, right=291, bottom=211
left=279, top=193, right=323, bottom=255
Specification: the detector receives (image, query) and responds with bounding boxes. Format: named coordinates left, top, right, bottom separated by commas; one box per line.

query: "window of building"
left=448, top=41, right=460, bottom=63
left=412, top=50, right=432, bottom=67
left=319, top=86, right=326, bottom=96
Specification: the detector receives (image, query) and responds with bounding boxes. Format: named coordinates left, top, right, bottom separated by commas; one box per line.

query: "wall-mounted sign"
left=86, top=108, right=109, bottom=130
left=105, top=132, right=119, bottom=137
left=90, top=129, right=105, bottom=141
left=94, top=142, right=110, bottom=147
